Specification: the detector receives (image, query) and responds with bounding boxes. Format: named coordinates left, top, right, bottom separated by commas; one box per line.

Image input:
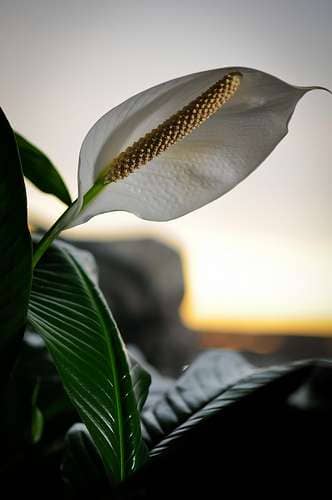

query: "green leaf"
left=141, top=351, right=311, bottom=458
left=28, top=243, right=147, bottom=483
left=15, top=133, right=71, bottom=206
left=31, top=406, right=44, bottom=444
left=61, top=359, right=150, bottom=495
left=0, top=108, right=32, bottom=380
left=130, top=354, right=151, bottom=412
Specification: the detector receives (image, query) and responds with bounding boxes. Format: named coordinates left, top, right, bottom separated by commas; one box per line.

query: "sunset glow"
left=180, top=231, right=332, bottom=334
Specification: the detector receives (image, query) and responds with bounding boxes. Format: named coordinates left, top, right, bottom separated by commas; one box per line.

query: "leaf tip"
left=305, top=85, right=332, bottom=95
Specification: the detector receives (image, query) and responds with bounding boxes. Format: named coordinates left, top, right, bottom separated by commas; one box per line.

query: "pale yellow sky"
left=1, top=0, right=331, bottom=333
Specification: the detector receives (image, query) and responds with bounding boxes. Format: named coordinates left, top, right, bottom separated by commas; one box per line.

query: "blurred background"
left=1, top=0, right=331, bottom=372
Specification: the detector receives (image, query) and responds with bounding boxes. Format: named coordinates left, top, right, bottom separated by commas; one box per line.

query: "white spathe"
left=68, top=67, right=323, bottom=227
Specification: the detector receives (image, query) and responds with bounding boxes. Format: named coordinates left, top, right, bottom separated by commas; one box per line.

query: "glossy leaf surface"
left=28, top=243, right=146, bottom=482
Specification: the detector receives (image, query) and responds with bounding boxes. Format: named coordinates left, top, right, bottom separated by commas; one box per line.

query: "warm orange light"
left=180, top=307, right=332, bottom=336
left=179, top=231, right=332, bottom=336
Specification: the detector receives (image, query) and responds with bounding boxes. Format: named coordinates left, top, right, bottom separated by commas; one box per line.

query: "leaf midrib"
left=64, top=249, right=126, bottom=481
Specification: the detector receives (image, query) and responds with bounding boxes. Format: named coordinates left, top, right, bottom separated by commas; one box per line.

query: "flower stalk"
left=32, top=180, right=104, bottom=268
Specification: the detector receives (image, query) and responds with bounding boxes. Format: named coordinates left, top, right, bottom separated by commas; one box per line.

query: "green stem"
left=32, top=179, right=106, bottom=269
left=81, top=178, right=105, bottom=210
left=32, top=203, right=75, bottom=268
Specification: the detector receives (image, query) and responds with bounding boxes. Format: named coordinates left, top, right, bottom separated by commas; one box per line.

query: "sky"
left=1, top=0, right=331, bottom=334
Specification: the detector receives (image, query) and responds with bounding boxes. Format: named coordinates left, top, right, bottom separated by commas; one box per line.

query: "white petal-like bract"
left=69, top=67, right=322, bottom=227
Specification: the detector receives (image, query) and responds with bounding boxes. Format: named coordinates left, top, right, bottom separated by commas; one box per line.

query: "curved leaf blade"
left=142, top=351, right=310, bottom=458
left=129, top=354, right=151, bottom=412
left=28, top=243, right=146, bottom=482
left=15, top=133, right=71, bottom=205
left=142, top=350, right=254, bottom=449
left=31, top=239, right=151, bottom=415
left=0, top=108, right=32, bottom=379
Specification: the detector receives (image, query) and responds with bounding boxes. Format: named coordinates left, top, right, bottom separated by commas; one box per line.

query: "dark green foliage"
left=19, top=331, right=77, bottom=431
left=0, top=332, right=75, bottom=495
left=0, top=108, right=32, bottom=380
left=124, top=358, right=332, bottom=499
left=142, top=350, right=255, bottom=451
left=28, top=242, right=148, bottom=483
left=16, top=133, right=71, bottom=205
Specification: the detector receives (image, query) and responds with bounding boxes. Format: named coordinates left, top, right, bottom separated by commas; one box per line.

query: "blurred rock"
left=68, top=238, right=200, bottom=377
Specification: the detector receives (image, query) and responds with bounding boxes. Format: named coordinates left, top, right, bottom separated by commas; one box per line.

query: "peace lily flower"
left=32, top=66, right=328, bottom=266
